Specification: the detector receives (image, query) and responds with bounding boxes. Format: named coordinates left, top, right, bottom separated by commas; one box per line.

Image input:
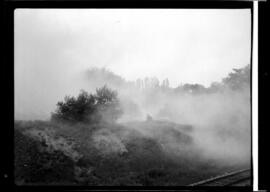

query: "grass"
left=14, top=119, right=243, bottom=186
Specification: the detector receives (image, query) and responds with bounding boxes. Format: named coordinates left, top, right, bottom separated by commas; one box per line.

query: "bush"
left=95, top=86, right=123, bottom=123
left=14, top=129, right=76, bottom=185
left=51, top=86, right=123, bottom=124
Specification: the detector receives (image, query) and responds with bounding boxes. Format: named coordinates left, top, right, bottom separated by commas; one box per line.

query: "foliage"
left=174, top=64, right=250, bottom=94
left=15, top=64, right=251, bottom=185
left=95, top=86, right=123, bottom=123
left=84, top=65, right=250, bottom=95
left=222, top=64, right=250, bottom=90
left=51, top=86, right=123, bottom=124
left=14, top=120, right=236, bottom=186
left=14, top=129, right=76, bottom=185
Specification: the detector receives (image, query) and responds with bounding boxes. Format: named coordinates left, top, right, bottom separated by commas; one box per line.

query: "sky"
left=15, top=9, right=251, bottom=120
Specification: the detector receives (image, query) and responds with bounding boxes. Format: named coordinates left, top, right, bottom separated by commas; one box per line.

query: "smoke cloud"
left=14, top=9, right=251, bottom=171
left=74, top=67, right=251, bottom=168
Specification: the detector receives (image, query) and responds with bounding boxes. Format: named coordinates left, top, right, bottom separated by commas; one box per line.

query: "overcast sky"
left=15, top=9, right=251, bottom=120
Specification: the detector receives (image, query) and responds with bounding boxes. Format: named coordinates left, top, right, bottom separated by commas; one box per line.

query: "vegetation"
left=51, top=86, right=123, bottom=124
left=15, top=65, right=251, bottom=185
left=222, top=64, right=250, bottom=90
left=14, top=129, right=76, bottom=185
left=14, top=118, right=235, bottom=186
left=85, top=64, right=250, bottom=94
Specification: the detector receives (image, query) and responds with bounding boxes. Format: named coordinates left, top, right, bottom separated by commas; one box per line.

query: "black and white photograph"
left=14, top=8, right=252, bottom=186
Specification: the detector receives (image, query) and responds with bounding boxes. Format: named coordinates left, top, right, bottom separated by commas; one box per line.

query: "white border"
left=252, top=1, right=258, bottom=191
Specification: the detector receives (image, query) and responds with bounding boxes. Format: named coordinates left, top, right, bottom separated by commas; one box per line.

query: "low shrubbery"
left=14, top=129, right=76, bottom=185
left=51, top=86, right=123, bottom=124
left=14, top=119, right=233, bottom=186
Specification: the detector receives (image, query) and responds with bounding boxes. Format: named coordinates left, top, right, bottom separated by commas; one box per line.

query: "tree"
left=209, top=82, right=222, bottom=93
left=222, top=64, right=250, bottom=90
left=95, top=85, right=123, bottom=123
left=144, top=77, right=150, bottom=88
left=149, top=77, right=159, bottom=88
left=182, top=83, right=206, bottom=94
left=51, top=90, right=96, bottom=123
left=161, top=78, right=169, bottom=88
left=51, top=86, right=123, bottom=124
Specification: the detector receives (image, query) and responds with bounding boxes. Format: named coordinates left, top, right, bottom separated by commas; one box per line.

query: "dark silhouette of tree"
left=51, top=90, right=96, bottom=123
left=51, top=86, right=122, bottom=124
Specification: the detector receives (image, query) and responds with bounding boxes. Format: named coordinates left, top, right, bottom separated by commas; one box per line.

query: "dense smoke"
left=14, top=10, right=252, bottom=185
left=80, top=66, right=251, bottom=167
left=15, top=65, right=251, bottom=169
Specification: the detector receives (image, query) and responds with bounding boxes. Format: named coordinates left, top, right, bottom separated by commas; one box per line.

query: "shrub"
left=14, top=129, right=76, bottom=185
left=51, top=90, right=97, bottom=123
left=51, top=86, right=123, bottom=124
left=95, top=86, right=123, bottom=123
